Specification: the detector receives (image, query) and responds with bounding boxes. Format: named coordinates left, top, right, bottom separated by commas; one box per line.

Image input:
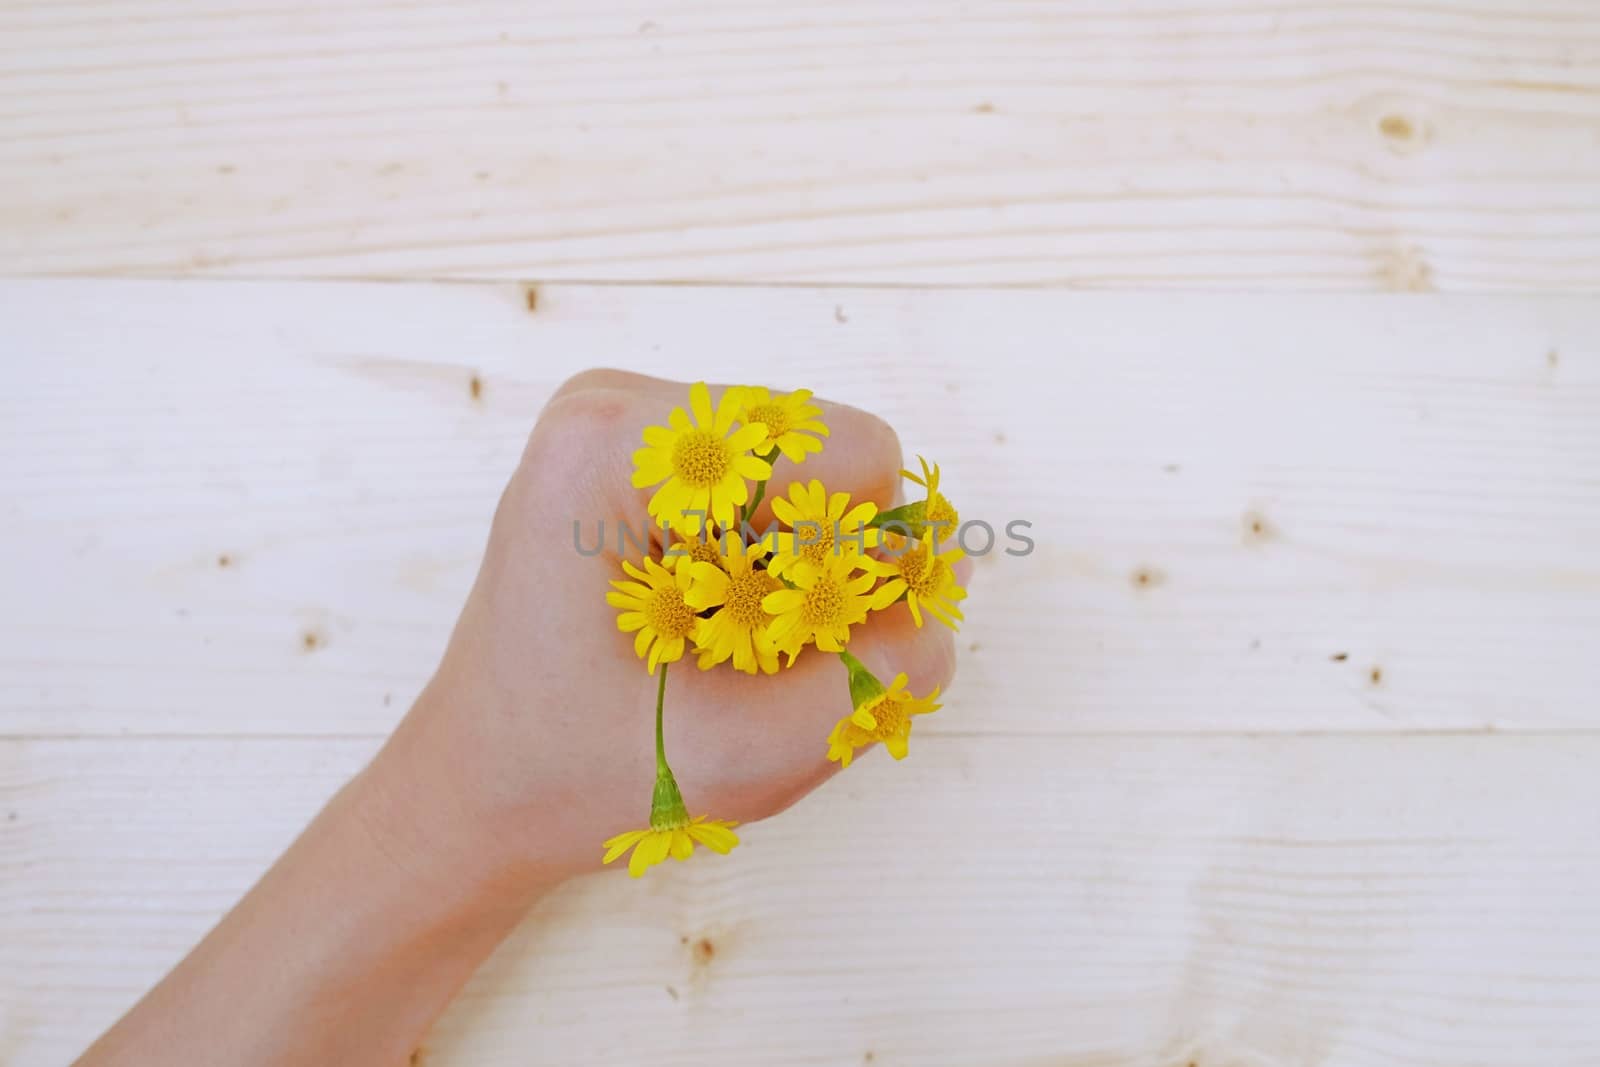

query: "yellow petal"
left=712, top=389, right=740, bottom=435
left=629, top=831, right=672, bottom=877
left=805, top=479, right=826, bottom=514
left=733, top=454, right=772, bottom=480
left=869, top=579, right=907, bottom=610
left=602, top=829, right=649, bottom=863
left=686, top=822, right=740, bottom=854
left=726, top=422, right=769, bottom=453
left=687, top=566, right=730, bottom=608
left=762, top=589, right=806, bottom=614
left=689, top=381, right=714, bottom=427
left=775, top=437, right=809, bottom=464
left=719, top=470, right=750, bottom=506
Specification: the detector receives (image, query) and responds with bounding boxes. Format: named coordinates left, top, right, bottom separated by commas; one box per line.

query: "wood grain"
left=2, top=0, right=1599, bottom=287
left=3, top=279, right=1597, bottom=737
left=4, top=734, right=1599, bottom=1065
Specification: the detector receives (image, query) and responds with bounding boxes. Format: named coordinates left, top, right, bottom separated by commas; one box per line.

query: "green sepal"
left=649, top=762, right=691, bottom=831
left=838, top=649, right=887, bottom=711
left=868, top=500, right=927, bottom=538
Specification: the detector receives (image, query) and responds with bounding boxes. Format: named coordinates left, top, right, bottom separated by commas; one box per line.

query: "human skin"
left=75, top=369, right=958, bottom=1066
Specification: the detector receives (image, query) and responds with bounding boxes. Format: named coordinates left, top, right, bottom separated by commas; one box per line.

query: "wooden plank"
left=2, top=1, right=1599, bottom=288
left=3, top=279, right=1598, bottom=736
left=4, top=733, right=1599, bottom=1065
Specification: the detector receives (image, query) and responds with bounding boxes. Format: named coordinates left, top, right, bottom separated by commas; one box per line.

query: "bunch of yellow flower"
left=603, top=382, right=967, bottom=877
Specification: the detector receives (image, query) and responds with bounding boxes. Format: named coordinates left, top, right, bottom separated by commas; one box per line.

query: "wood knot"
left=691, top=937, right=715, bottom=965
left=1242, top=511, right=1272, bottom=542
left=469, top=374, right=484, bottom=401
left=1131, top=566, right=1164, bottom=590
left=1378, top=114, right=1414, bottom=141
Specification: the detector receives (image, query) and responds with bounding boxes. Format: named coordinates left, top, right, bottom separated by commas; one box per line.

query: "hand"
left=374, top=370, right=959, bottom=896
left=76, top=370, right=962, bottom=1067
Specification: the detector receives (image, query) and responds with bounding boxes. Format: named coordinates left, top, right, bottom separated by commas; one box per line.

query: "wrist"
left=355, top=690, right=565, bottom=915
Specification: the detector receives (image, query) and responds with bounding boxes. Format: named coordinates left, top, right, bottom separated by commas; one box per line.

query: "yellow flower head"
left=864, top=529, right=967, bottom=630
left=734, top=386, right=830, bottom=464
left=761, top=547, right=877, bottom=659
left=632, top=382, right=774, bottom=536
left=760, top=479, right=880, bottom=581
left=602, top=816, right=741, bottom=878
left=686, top=539, right=784, bottom=675
left=901, top=455, right=960, bottom=537
left=603, top=752, right=739, bottom=877
left=827, top=664, right=942, bottom=767
left=606, top=557, right=701, bottom=674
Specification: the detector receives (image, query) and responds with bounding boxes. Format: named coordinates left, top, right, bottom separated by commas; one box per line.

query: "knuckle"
left=549, top=367, right=632, bottom=402
left=521, top=387, right=634, bottom=491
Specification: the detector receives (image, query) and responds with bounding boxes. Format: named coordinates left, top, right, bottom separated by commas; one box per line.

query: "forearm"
left=76, top=697, right=552, bottom=1067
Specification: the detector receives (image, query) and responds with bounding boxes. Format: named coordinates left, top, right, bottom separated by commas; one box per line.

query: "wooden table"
left=3, top=4, right=1598, bottom=1065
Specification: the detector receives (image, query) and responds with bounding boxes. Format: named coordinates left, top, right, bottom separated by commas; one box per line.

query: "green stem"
left=649, top=662, right=690, bottom=829
left=740, top=447, right=780, bottom=526
left=654, top=660, right=669, bottom=773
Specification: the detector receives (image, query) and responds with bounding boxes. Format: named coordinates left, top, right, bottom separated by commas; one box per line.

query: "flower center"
left=645, top=585, right=698, bottom=638
left=671, top=430, right=731, bottom=487
left=801, top=575, right=845, bottom=625
left=863, top=693, right=909, bottom=740
left=800, top=522, right=836, bottom=565
left=681, top=538, right=723, bottom=567
left=725, top=570, right=778, bottom=627
left=898, top=543, right=950, bottom=597
left=744, top=403, right=791, bottom=440
left=926, top=492, right=959, bottom=530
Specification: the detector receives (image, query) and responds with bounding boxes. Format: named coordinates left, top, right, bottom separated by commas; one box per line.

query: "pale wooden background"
left=3, top=2, right=1600, bottom=1066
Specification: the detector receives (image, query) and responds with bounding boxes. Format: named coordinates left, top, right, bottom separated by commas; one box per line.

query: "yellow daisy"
left=826, top=668, right=942, bottom=768
left=605, top=557, right=701, bottom=674
left=632, top=382, right=774, bottom=536
left=734, top=386, right=830, bottom=464
left=882, top=455, right=960, bottom=540
left=760, top=479, right=880, bottom=581
left=761, top=548, right=877, bottom=659
left=686, top=539, right=783, bottom=675
left=602, top=815, right=741, bottom=878
left=863, top=529, right=967, bottom=630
